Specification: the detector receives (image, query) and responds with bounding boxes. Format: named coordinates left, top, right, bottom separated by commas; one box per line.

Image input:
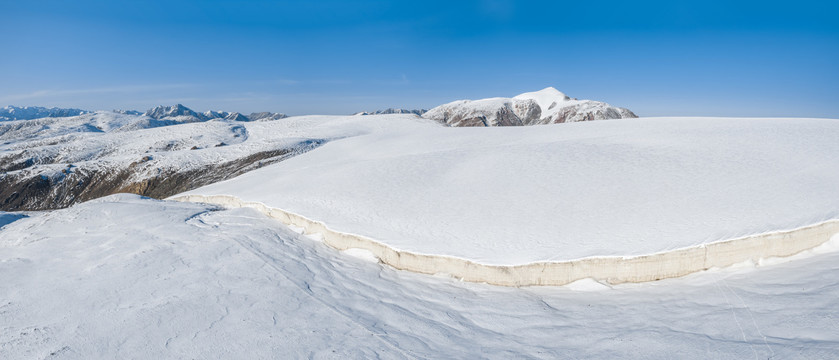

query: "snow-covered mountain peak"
left=514, top=87, right=569, bottom=101
left=225, top=112, right=250, bottom=122
left=513, top=87, right=572, bottom=109
left=203, top=110, right=230, bottom=120
left=144, top=104, right=200, bottom=120
left=423, top=87, right=636, bottom=127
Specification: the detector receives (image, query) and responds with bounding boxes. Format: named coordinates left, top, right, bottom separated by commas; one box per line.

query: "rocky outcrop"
left=422, top=87, right=637, bottom=127
left=421, top=98, right=517, bottom=127
left=547, top=103, right=637, bottom=123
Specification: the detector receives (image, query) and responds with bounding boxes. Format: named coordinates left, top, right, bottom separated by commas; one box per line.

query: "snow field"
left=180, top=116, right=839, bottom=283
left=2, top=195, right=839, bottom=358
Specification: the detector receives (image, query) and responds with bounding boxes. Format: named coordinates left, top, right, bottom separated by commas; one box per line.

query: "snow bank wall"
left=173, top=194, right=839, bottom=287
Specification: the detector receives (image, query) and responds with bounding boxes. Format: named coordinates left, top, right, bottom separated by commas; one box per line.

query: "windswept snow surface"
left=183, top=116, right=839, bottom=265
left=0, top=212, right=26, bottom=228
left=1, top=195, right=838, bottom=358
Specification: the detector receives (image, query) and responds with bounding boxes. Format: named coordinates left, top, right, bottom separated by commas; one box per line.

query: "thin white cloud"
left=275, top=79, right=300, bottom=85
left=0, top=83, right=198, bottom=102
left=309, top=79, right=352, bottom=85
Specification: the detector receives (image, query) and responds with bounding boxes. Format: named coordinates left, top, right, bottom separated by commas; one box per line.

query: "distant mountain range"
left=0, top=104, right=287, bottom=123
left=0, top=106, right=90, bottom=121
left=1, top=87, right=636, bottom=126
left=143, top=104, right=287, bottom=123
left=354, top=108, right=427, bottom=116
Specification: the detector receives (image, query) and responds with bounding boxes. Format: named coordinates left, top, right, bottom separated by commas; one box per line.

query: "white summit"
left=421, top=87, right=636, bottom=126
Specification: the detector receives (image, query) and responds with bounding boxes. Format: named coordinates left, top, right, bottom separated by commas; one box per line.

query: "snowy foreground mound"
left=179, top=115, right=839, bottom=283
left=2, top=194, right=838, bottom=358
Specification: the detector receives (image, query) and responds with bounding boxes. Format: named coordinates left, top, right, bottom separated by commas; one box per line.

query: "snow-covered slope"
left=0, top=110, right=217, bottom=143
left=0, top=111, right=364, bottom=210
left=1, top=194, right=838, bottom=358
left=182, top=116, right=839, bottom=269
left=422, top=87, right=637, bottom=126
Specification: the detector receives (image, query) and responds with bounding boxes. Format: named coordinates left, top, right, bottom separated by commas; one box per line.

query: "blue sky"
left=1, top=0, right=837, bottom=117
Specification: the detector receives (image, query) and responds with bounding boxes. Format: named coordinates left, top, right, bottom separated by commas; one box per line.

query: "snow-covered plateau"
left=177, top=115, right=839, bottom=285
